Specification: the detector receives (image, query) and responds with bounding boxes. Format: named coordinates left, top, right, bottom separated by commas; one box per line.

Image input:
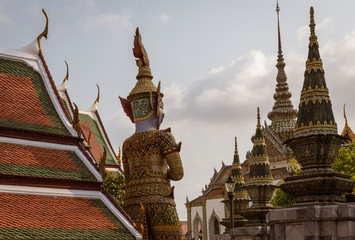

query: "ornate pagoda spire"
left=247, top=108, right=273, bottom=186
left=231, top=137, right=248, bottom=200
left=293, top=7, right=337, bottom=138
left=241, top=108, right=275, bottom=225
left=281, top=7, right=353, bottom=206
left=267, top=1, right=297, bottom=141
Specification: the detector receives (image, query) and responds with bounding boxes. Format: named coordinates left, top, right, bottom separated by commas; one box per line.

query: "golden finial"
left=63, top=60, right=69, bottom=89
left=309, top=6, right=318, bottom=47
left=234, top=137, right=239, bottom=156
left=116, top=147, right=122, bottom=165
left=87, top=129, right=92, bottom=146
left=257, top=107, right=261, bottom=129
left=72, top=103, right=82, bottom=138
left=344, top=104, right=349, bottom=127
left=37, top=9, right=48, bottom=54
left=99, top=147, right=107, bottom=178
left=155, top=81, right=163, bottom=117
left=94, top=84, right=100, bottom=109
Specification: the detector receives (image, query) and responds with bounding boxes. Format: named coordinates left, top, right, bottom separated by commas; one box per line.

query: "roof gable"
left=0, top=57, right=73, bottom=137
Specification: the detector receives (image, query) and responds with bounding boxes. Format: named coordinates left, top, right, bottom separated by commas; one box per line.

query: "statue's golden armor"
left=120, top=27, right=184, bottom=239
left=122, top=129, right=183, bottom=239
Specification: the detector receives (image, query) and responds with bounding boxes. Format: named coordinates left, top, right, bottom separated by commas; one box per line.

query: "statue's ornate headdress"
left=120, top=27, right=163, bottom=123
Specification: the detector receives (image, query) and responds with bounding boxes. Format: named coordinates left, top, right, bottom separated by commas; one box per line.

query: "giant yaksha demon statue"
left=119, top=28, right=184, bottom=240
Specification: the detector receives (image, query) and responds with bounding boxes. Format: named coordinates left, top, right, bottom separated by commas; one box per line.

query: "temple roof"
left=0, top=10, right=138, bottom=239
left=267, top=2, right=297, bottom=142
left=0, top=137, right=100, bottom=183
left=0, top=186, right=138, bottom=239
left=0, top=56, right=75, bottom=138
left=293, top=7, right=337, bottom=138
left=57, top=77, right=121, bottom=169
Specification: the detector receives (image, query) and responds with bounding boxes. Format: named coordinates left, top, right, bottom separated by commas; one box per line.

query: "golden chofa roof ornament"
left=120, top=27, right=164, bottom=123
left=63, top=60, right=69, bottom=89
left=37, top=9, right=48, bottom=55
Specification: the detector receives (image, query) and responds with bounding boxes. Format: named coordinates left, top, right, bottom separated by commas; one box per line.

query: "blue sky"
left=1, top=0, right=355, bottom=220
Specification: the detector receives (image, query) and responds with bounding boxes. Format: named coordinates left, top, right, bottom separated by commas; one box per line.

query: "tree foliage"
left=103, top=172, right=126, bottom=205
left=332, top=142, right=355, bottom=182
left=270, top=180, right=294, bottom=208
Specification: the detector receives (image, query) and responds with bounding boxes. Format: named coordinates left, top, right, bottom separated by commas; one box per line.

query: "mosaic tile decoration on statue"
left=0, top=57, right=70, bottom=136
left=79, top=113, right=116, bottom=164
left=0, top=142, right=96, bottom=181
left=0, top=193, right=136, bottom=240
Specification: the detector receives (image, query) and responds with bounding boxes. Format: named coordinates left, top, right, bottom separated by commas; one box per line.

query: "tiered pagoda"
left=242, top=3, right=297, bottom=181
left=281, top=7, right=354, bottom=205
left=0, top=10, right=139, bottom=239
left=231, top=137, right=249, bottom=226
left=241, top=108, right=276, bottom=225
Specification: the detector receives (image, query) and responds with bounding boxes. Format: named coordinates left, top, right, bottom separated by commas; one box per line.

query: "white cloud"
left=80, top=12, right=133, bottom=36
left=158, top=12, right=171, bottom=24
left=0, top=8, right=11, bottom=25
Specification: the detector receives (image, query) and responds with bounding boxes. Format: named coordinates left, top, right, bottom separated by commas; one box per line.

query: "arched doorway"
left=193, top=213, right=203, bottom=239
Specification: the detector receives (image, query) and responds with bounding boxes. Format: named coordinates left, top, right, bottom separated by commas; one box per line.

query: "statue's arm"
left=160, top=131, right=184, bottom=181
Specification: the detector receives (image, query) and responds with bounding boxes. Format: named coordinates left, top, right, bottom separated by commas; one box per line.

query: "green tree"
left=270, top=180, right=294, bottom=208
left=270, top=158, right=300, bottom=208
left=332, top=142, right=355, bottom=182
left=103, top=172, right=126, bottom=205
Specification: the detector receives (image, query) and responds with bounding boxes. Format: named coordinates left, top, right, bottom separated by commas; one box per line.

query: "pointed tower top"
left=246, top=108, right=273, bottom=186
left=292, top=6, right=337, bottom=138
left=309, top=6, right=318, bottom=48
left=267, top=1, right=297, bottom=141
left=234, top=136, right=238, bottom=156
left=257, top=107, right=261, bottom=129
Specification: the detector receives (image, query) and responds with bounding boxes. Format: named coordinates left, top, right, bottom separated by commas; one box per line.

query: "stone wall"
left=267, top=204, right=355, bottom=240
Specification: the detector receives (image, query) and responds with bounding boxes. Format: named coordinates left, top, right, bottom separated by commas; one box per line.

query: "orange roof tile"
left=0, top=142, right=96, bottom=181
left=0, top=72, right=54, bottom=127
left=0, top=193, right=135, bottom=239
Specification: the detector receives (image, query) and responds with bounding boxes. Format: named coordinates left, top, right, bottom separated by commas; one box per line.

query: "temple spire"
left=267, top=1, right=297, bottom=141
left=293, top=6, right=336, bottom=138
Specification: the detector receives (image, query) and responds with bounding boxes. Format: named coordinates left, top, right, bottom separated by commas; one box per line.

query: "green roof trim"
left=79, top=113, right=115, bottom=164
left=0, top=150, right=96, bottom=181
left=61, top=99, right=73, bottom=122
left=0, top=57, right=71, bottom=136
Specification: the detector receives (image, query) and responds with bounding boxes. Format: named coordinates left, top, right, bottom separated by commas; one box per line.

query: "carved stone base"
left=230, top=225, right=269, bottom=240
left=240, top=207, right=274, bottom=226
left=281, top=170, right=354, bottom=206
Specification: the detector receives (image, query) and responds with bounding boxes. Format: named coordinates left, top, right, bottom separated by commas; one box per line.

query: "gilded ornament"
left=37, top=9, right=48, bottom=54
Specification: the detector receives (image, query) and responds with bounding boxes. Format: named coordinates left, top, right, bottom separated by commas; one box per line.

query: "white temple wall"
left=191, top=206, right=203, bottom=239
left=206, top=198, right=225, bottom=240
